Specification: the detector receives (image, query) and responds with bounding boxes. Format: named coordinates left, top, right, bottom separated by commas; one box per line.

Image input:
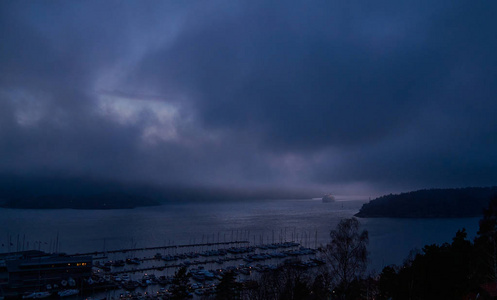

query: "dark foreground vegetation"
left=373, top=196, right=497, bottom=300
left=164, top=218, right=372, bottom=300
left=166, top=196, right=497, bottom=300
left=355, top=186, right=497, bottom=218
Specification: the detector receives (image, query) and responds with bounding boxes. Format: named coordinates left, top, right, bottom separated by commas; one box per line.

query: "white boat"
left=68, top=277, right=76, bottom=287
left=58, top=289, right=79, bottom=297
left=23, top=292, right=51, bottom=299
left=121, top=274, right=130, bottom=281
left=322, top=194, right=335, bottom=203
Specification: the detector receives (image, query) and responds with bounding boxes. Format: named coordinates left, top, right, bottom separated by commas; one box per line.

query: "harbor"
left=0, top=239, right=325, bottom=300
left=89, top=239, right=324, bottom=299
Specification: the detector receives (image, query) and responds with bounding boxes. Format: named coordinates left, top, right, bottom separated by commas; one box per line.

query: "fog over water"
left=0, top=199, right=479, bottom=271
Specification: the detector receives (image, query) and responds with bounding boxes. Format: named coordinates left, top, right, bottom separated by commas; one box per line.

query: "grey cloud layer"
left=1, top=0, right=496, bottom=197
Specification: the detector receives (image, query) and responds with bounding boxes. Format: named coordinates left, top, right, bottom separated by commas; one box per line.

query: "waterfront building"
left=0, top=251, right=92, bottom=297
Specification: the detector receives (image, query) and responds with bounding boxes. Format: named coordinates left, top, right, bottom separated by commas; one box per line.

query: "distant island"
left=355, top=187, right=497, bottom=218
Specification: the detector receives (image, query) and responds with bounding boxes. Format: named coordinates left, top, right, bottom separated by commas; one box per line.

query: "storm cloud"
left=1, top=0, right=496, bottom=199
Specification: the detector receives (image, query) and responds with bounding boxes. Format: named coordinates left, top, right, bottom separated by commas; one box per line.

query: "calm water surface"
left=0, top=199, right=480, bottom=271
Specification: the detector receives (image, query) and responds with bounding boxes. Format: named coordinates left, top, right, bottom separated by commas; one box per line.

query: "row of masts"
left=1, top=228, right=323, bottom=255
left=2, top=233, right=60, bottom=253
left=183, top=229, right=321, bottom=248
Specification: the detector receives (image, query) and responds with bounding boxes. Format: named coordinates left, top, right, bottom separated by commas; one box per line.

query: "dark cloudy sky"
left=1, top=0, right=496, bottom=199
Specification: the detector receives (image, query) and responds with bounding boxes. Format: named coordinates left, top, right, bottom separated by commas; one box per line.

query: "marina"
left=0, top=240, right=324, bottom=299
left=91, top=242, right=323, bottom=299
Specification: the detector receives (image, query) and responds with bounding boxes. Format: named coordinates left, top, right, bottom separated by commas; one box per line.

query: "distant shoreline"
left=0, top=204, right=160, bottom=210
left=0, top=195, right=161, bottom=210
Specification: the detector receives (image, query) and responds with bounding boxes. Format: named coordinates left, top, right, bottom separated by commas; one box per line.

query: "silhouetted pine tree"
left=215, top=270, right=239, bottom=300
left=170, top=266, right=191, bottom=300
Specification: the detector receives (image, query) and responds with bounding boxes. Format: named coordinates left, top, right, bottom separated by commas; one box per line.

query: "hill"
left=0, top=174, right=315, bottom=209
left=0, top=175, right=162, bottom=209
left=355, top=187, right=497, bottom=218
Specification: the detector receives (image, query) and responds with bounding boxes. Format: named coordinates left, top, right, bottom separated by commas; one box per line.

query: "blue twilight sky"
left=1, top=0, right=496, bottom=199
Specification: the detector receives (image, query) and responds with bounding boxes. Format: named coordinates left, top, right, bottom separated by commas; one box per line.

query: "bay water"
left=0, top=199, right=480, bottom=272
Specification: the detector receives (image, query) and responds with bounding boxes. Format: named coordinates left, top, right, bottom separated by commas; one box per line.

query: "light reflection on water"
left=0, top=199, right=480, bottom=271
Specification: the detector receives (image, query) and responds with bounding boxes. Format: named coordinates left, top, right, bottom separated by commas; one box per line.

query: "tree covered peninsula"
left=355, top=187, right=497, bottom=218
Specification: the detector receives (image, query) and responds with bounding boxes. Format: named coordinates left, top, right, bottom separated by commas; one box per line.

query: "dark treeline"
left=0, top=174, right=314, bottom=209
left=355, top=186, right=497, bottom=218
left=0, top=193, right=160, bottom=210
left=0, top=175, right=161, bottom=209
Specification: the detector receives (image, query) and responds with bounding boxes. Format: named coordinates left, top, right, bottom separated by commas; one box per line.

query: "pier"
left=68, top=240, right=250, bottom=257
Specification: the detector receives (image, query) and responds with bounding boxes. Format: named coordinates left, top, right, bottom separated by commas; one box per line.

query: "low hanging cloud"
left=1, top=0, right=496, bottom=200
